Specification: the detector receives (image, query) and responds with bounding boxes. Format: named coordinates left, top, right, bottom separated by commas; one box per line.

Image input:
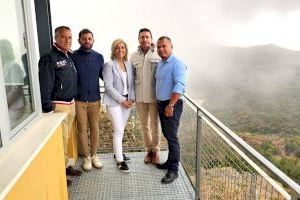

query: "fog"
left=50, top=0, right=300, bottom=134
left=50, top=0, right=300, bottom=54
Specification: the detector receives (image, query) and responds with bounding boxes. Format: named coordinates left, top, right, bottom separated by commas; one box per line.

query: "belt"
left=157, top=99, right=182, bottom=104
left=157, top=100, right=170, bottom=104
left=53, top=99, right=75, bottom=105
left=122, top=94, right=128, bottom=97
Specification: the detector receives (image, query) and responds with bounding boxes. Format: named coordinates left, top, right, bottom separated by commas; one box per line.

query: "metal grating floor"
left=68, top=151, right=195, bottom=200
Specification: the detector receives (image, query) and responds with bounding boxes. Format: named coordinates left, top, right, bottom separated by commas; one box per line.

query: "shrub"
left=285, top=140, right=297, bottom=154
left=295, top=150, right=300, bottom=159
left=260, top=141, right=279, bottom=156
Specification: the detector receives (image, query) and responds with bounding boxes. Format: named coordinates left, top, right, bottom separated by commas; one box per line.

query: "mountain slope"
left=185, top=44, right=300, bottom=135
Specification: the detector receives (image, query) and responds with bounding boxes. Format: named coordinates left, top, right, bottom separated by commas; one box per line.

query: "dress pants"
left=158, top=99, right=183, bottom=172
left=54, top=103, right=76, bottom=167
left=136, top=102, right=161, bottom=152
left=107, top=105, right=131, bottom=162
left=75, top=100, right=100, bottom=157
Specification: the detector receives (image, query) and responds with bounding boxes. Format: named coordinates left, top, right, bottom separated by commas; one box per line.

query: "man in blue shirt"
left=71, top=29, right=104, bottom=171
left=155, top=36, right=187, bottom=184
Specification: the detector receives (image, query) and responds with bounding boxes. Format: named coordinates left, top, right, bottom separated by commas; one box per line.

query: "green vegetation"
left=274, top=158, right=300, bottom=184
left=197, top=82, right=300, bottom=183
left=197, top=80, right=300, bottom=184
left=241, top=134, right=300, bottom=184
left=260, top=141, right=279, bottom=157
left=285, top=139, right=300, bottom=154
left=187, top=44, right=300, bottom=187
left=295, top=150, right=300, bottom=158
left=275, top=152, right=299, bottom=184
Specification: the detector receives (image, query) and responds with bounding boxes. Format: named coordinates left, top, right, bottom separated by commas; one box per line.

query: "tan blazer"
left=130, top=45, right=160, bottom=103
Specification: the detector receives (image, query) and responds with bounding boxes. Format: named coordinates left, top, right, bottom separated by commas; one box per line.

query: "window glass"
left=0, top=0, right=34, bottom=129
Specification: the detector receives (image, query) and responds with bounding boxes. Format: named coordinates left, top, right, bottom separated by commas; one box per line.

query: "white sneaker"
left=91, top=155, right=103, bottom=169
left=83, top=156, right=92, bottom=171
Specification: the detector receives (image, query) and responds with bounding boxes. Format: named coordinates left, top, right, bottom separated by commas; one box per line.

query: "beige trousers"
left=54, top=103, right=76, bottom=166
left=75, top=100, right=100, bottom=157
left=136, top=102, right=161, bottom=152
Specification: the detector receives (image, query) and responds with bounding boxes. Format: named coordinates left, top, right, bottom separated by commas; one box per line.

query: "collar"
left=163, top=54, right=174, bottom=63
left=78, top=47, right=93, bottom=54
left=53, top=43, right=72, bottom=56
left=138, top=43, right=155, bottom=54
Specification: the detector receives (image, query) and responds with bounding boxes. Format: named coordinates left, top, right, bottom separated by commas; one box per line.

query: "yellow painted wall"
left=5, top=125, right=68, bottom=200
left=67, top=120, right=78, bottom=162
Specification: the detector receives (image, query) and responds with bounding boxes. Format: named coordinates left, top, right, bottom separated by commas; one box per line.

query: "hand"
left=127, top=99, right=134, bottom=107
left=121, top=100, right=130, bottom=108
left=121, top=100, right=132, bottom=109
left=164, top=105, right=174, bottom=117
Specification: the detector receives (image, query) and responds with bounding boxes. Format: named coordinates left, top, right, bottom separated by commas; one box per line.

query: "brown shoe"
left=152, top=151, right=160, bottom=164
left=144, top=151, right=152, bottom=164
left=67, top=179, right=72, bottom=187
left=66, top=166, right=82, bottom=176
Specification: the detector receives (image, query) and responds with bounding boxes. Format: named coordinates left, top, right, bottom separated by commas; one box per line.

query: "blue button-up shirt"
left=155, top=54, right=187, bottom=101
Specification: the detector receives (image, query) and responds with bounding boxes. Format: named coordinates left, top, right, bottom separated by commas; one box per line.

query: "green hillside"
left=187, top=44, right=300, bottom=184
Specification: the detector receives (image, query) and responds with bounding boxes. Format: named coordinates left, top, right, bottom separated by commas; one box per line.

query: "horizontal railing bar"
left=182, top=93, right=199, bottom=108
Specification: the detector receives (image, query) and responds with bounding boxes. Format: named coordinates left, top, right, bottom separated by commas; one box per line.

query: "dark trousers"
left=158, top=99, right=183, bottom=172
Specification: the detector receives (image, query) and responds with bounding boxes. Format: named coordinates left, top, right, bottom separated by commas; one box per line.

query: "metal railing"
left=179, top=94, right=300, bottom=200
left=97, top=86, right=299, bottom=199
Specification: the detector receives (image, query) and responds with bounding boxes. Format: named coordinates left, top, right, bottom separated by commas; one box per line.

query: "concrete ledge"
left=0, top=113, right=66, bottom=199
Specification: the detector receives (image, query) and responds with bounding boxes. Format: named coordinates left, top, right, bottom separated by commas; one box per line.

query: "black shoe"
left=66, top=166, right=82, bottom=176
left=161, top=171, right=178, bottom=184
left=156, top=162, right=168, bottom=169
left=67, top=179, right=72, bottom=187
left=122, top=153, right=131, bottom=162
left=117, top=161, right=130, bottom=173
left=114, top=154, right=131, bottom=163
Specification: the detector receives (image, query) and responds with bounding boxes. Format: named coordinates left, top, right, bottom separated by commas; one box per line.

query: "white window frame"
left=0, top=0, right=42, bottom=148
left=0, top=56, right=10, bottom=146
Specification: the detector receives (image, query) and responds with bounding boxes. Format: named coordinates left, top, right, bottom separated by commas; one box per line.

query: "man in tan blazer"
left=131, top=28, right=161, bottom=164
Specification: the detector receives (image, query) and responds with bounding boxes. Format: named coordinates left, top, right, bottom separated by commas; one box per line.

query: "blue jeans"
left=158, top=99, right=183, bottom=172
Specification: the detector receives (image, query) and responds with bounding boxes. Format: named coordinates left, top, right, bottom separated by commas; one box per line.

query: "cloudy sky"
left=50, top=0, right=300, bottom=59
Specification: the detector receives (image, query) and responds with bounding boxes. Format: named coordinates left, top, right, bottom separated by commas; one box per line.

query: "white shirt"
left=121, top=71, right=128, bottom=95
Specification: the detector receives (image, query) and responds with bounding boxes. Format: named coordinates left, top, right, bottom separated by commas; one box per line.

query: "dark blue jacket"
left=38, top=46, right=77, bottom=112
left=71, top=48, right=104, bottom=102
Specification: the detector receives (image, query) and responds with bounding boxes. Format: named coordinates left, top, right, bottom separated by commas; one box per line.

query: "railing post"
left=195, top=108, right=202, bottom=200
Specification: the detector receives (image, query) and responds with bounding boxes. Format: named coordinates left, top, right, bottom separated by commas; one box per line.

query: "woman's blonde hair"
left=110, top=39, right=128, bottom=61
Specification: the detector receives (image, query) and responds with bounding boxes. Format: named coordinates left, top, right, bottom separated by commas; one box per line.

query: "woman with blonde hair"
left=102, top=39, right=135, bottom=172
